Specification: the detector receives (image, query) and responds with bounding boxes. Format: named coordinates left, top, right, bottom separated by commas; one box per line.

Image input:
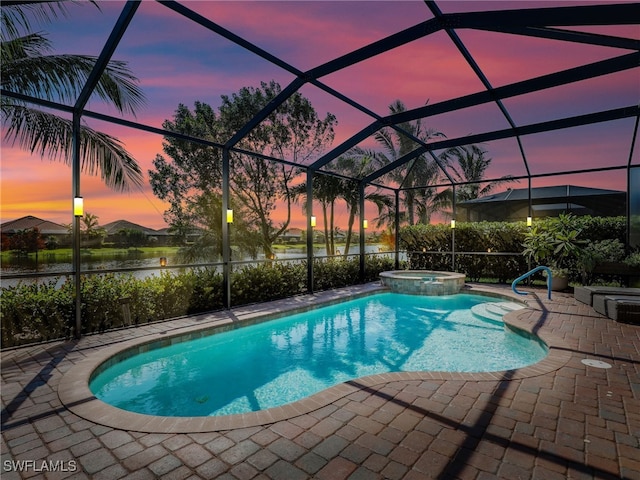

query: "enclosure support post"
left=222, top=148, right=231, bottom=309
left=359, top=183, right=366, bottom=282
left=72, top=114, right=82, bottom=339
left=451, top=184, right=456, bottom=272
left=626, top=115, right=638, bottom=251
left=69, top=1, right=140, bottom=338
left=395, top=189, right=400, bottom=270
left=306, top=170, right=314, bottom=293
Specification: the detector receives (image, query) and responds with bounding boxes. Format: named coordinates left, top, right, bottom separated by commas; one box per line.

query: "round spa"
left=380, top=270, right=466, bottom=295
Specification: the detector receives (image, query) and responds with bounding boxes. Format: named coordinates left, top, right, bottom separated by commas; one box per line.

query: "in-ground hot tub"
left=380, top=270, right=466, bottom=295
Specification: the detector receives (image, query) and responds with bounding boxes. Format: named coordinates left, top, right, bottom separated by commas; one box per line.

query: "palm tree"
left=1, top=1, right=146, bottom=192
left=332, top=149, right=392, bottom=258
left=374, top=100, right=448, bottom=225
left=291, top=173, right=344, bottom=256
left=79, top=212, right=106, bottom=246
left=442, top=144, right=516, bottom=202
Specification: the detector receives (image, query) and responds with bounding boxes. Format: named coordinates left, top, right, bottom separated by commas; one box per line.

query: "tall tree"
left=79, top=212, right=105, bottom=247
left=217, top=81, right=336, bottom=258
left=291, top=173, right=344, bottom=256
left=150, top=82, right=336, bottom=259
left=1, top=1, right=146, bottom=191
left=332, top=149, right=392, bottom=257
left=149, top=102, right=258, bottom=261
left=441, top=144, right=516, bottom=202
left=374, top=100, right=448, bottom=225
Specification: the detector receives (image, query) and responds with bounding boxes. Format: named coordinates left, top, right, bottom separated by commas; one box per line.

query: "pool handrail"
left=512, top=265, right=552, bottom=300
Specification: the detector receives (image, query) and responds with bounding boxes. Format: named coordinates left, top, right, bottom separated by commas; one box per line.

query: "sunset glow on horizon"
left=2, top=1, right=638, bottom=231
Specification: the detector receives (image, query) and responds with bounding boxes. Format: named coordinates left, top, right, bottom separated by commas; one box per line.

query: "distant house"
left=1, top=215, right=69, bottom=248
left=102, top=219, right=171, bottom=246
left=457, top=185, right=626, bottom=222
left=278, top=228, right=304, bottom=244
left=102, top=219, right=158, bottom=236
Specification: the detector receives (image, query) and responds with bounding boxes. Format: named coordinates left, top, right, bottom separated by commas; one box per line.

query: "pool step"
left=471, top=302, right=526, bottom=323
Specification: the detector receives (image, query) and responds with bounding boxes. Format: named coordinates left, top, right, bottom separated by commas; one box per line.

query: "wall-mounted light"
left=527, top=216, right=532, bottom=227
left=73, top=196, right=84, bottom=217
left=363, top=219, right=368, bottom=229
left=226, top=209, right=234, bottom=224
left=450, top=219, right=456, bottom=229
left=160, top=257, right=167, bottom=267
left=310, top=216, right=316, bottom=228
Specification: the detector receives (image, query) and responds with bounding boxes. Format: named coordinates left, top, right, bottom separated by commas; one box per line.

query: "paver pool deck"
left=1, top=283, right=639, bottom=479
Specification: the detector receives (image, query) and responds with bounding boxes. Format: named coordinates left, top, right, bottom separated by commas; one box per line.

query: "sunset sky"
left=1, top=1, right=638, bottom=230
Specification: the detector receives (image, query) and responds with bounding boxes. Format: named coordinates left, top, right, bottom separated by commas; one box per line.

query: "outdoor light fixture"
left=160, top=257, right=167, bottom=267
left=226, top=209, right=234, bottom=224
left=450, top=219, right=456, bottom=229
left=363, top=219, right=368, bottom=229
left=73, top=196, right=84, bottom=217
left=310, top=216, right=316, bottom=227
left=527, top=216, right=533, bottom=227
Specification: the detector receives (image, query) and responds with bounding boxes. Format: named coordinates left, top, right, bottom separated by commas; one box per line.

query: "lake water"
left=1, top=245, right=392, bottom=287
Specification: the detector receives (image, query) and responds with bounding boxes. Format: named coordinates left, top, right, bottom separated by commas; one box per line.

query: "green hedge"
left=1, top=256, right=395, bottom=348
left=400, top=221, right=530, bottom=282
left=400, top=217, right=626, bottom=282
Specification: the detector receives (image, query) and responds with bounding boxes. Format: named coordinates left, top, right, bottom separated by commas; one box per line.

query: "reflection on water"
left=90, top=293, right=547, bottom=417
left=1, top=245, right=391, bottom=288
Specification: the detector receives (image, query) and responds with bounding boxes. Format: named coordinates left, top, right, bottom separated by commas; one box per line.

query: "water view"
left=1, top=245, right=391, bottom=287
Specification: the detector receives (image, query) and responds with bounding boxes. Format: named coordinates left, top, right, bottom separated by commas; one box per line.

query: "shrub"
left=625, top=252, right=640, bottom=268
left=232, top=262, right=306, bottom=304
left=400, top=221, right=529, bottom=282
left=1, top=255, right=394, bottom=348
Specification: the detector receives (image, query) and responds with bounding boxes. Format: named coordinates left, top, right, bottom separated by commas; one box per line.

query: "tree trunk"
left=322, top=203, right=330, bottom=256
left=330, top=201, right=335, bottom=256
left=344, top=206, right=356, bottom=259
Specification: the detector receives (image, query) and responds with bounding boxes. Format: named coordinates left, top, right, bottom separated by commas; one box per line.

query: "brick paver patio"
left=1, top=284, right=639, bottom=479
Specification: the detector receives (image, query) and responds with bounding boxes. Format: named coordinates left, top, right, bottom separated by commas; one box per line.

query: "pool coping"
left=57, top=283, right=572, bottom=433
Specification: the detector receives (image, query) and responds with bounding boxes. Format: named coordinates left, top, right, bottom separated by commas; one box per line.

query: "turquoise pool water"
left=90, top=293, right=547, bottom=417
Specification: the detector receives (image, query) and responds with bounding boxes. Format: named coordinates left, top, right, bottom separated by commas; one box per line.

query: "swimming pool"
left=89, top=292, right=547, bottom=418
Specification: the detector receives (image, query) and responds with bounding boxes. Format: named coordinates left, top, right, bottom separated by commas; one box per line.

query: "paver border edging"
left=58, top=285, right=571, bottom=433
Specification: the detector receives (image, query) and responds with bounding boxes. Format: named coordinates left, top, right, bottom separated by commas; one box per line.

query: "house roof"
left=283, top=228, right=304, bottom=236
left=457, top=184, right=625, bottom=220
left=0, top=215, right=68, bottom=235
left=102, top=219, right=160, bottom=235
left=458, top=185, right=624, bottom=205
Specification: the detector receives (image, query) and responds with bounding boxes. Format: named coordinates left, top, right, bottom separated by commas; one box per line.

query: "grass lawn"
left=1, top=246, right=181, bottom=261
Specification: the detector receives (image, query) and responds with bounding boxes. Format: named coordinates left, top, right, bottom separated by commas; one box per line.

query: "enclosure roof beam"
left=74, top=1, right=140, bottom=114
left=445, top=3, right=639, bottom=29
left=311, top=51, right=638, bottom=172
left=426, top=0, right=530, bottom=181
left=383, top=52, right=639, bottom=126
left=159, top=0, right=305, bottom=77
left=362, top=105, right=640, bottom=185
left=479, top=26, right=640, bottom=51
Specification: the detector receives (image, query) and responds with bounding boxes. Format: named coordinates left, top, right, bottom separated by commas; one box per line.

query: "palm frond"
left=2, top=104, right=143, bottom=191
left=3, top=51, right=145, bottom=114
left=1, top=1, right=98, bottom=39
left=0, top=31, right=51, bottom=65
